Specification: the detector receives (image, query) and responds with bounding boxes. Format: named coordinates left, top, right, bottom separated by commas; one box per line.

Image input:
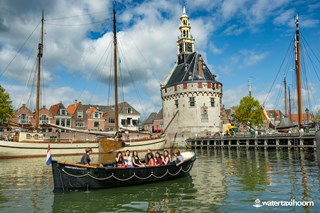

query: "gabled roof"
left=16, top=104, right=33, bottom=115
left=67, top=101, right=81, bottom=115
left=49, top=103, right=65, bottom=116
left=163, top=52, right=219, bottom=88
left=144, top=112, right=158, bottom=124
left=118, top=102, right=140, bottom=115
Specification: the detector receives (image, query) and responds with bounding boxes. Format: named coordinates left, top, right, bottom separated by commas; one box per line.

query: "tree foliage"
left=0, top=85, right=14, bottom=126
left=234, top=96, right=264, bottom=128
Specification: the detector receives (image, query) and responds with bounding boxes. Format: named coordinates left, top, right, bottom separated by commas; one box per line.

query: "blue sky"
left=0, top=0, right=320, bottom=119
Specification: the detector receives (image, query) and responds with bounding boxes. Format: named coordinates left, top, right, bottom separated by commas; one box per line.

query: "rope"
left=60, top=163, right=193, bottom=181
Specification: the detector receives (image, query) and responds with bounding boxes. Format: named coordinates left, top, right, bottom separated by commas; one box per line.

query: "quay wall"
left=185, top=133, right=316, bottom=150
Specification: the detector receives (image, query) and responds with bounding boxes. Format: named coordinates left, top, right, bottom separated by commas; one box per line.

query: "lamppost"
left=305, top=108, right=309, bottom=124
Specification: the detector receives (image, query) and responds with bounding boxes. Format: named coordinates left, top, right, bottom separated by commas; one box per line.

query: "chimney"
left=198, top=54, right=203, bottom=77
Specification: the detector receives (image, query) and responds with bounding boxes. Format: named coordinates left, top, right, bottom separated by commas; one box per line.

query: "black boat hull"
left=51, top=151, right=196, bottom=191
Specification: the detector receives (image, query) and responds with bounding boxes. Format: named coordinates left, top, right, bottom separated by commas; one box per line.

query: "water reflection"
left=52, top=176, right=196, bottom=212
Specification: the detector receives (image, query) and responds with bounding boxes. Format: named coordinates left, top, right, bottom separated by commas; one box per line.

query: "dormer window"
left=77, top=111, right=83, bottom=118
left=60, top=109, right=66, bottom=115
left=94, top=112, right=100, bottom=118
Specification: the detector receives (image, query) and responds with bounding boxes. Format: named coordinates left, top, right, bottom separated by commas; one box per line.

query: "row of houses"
left=6, top=101, right=141, bottom=133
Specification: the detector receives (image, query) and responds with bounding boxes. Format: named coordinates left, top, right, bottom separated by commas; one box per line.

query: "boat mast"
left=288, top=86, right=292, bottom=121
left=35, top=11, right=44, bottom=131
left=112, top=3, right=119, bottom=131
left=294, top=15, right=302, bottom=127
left=284, top=77, right=287, bottom=116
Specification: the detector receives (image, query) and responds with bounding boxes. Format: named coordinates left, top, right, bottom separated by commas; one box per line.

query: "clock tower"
left=177, top=7, right=195, bottom=64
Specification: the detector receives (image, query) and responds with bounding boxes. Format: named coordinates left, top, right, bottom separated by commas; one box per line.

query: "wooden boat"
left=0, top=139, right=99, bottom=158
left=51, top=151, right=196, bottom=191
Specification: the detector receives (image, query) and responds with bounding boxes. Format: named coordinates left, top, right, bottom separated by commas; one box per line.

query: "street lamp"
left=305, top=108, right=309, bottom=124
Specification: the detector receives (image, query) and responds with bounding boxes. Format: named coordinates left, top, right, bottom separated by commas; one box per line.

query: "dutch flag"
left=46, top=144, right=52, bottom=165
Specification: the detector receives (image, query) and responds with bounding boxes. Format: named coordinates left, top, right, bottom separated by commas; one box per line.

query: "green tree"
left=0, top=85, right=14, bottom=126
left=234, top=96, right=264, bottom=128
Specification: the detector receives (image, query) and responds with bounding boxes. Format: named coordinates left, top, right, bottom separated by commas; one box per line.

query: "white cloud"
left=240, top=50, right=269, bottom=67
left=273, top=9, right=295, bottom=26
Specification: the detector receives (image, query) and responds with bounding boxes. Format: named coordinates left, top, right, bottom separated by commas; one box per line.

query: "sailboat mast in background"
left=294, top=15, right=302, bottom=127
left=112, top=3, right=119, bottom=131
left=35, top=11, right=44, bottom=131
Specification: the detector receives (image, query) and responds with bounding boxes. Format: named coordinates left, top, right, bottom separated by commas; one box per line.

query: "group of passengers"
left=114, top=149, right=184, bottom=168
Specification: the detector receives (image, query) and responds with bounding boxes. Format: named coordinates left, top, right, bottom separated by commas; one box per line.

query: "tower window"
left=183, top=83, right=187, bottom=89
left=189, top=97, right=195, bottom=107
left=211, top=98, right=215, bottom=107
left=175, top=100, right=179, bottom=108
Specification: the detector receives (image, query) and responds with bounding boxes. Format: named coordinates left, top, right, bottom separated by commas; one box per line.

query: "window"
left=127, top=117, right=132, bottom=125
left=201, top=106, right=208, bottom=122
left=189, top=97, right=195, bottom=107
left=183, top=84, right=187, bottom=89
left=174, top=85, right=177, bottom=91
left=108, top=118, right=115, bottom=123
left=207, top=82, right=211, bottom=88
left=77, top=111, right=83, bottom=118
left=175, top=100, right=179, bottom=108
left=66, top=119, right=70, bottom=126
left=60, top=109, right=66, bottom=115
left=94, top=122, right=99, bottom=128
left=198, top=82, right=202, bottom=88
left=20, top=114, right=28, bottom=124
left=127, top=108, right=132, bottom=114
left=211, top=98, right=215, bottom=107
left=121, top=119, right=126, bottom=126
left=94, top=112, right=100, bottom=118
left=132, top=120, right=138, bottom=126
left=76, top=121, right=84, bottom=127
left=41, top=115, right=48, bottom=124
left=55, top=119, right=60, bottom=126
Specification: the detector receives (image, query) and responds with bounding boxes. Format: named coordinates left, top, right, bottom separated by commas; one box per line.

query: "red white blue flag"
left=46, top=144, right=52, bottom=165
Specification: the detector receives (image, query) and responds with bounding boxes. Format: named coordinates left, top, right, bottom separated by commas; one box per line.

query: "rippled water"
left=0, top=149, right=319, bottom=212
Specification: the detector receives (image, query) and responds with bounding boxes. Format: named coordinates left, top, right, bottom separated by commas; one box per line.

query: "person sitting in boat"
left=170, top=150, right=177, bottom=162
left=115, top=151, right=125, bottom=167
left=175, top=150, right=184, bottom=163
left=80, top=147, right=92, bottom=165
left=132, top=150, right=145, bottom=167
left=124, top=150, right=132, bottom=167
left=163, top=150, right=171, bottom=165
left=146, top=153, right=156, bottom=166
left=154, top=152, right=163, bottom=166
left=145, top=149, right=154, bottom=164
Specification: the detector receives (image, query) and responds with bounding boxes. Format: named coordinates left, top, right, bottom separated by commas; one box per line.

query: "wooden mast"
left=294, top=15, right=302, bottom=127
left=35, top=11, right=44, bottom=131
left=284, top=77, right=287, bottom=116
left=112, top=3, right=119, bottom=131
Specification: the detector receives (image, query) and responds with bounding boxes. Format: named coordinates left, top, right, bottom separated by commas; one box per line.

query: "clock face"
left=186, top=42, right=192, bottom=52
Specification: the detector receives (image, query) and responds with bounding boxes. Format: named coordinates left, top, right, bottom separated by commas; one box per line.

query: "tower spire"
left=177, top=7, right=195, bottom=64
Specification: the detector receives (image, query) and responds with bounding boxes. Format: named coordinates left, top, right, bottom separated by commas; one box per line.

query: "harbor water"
left=0, top=148, right=319, bottom=212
